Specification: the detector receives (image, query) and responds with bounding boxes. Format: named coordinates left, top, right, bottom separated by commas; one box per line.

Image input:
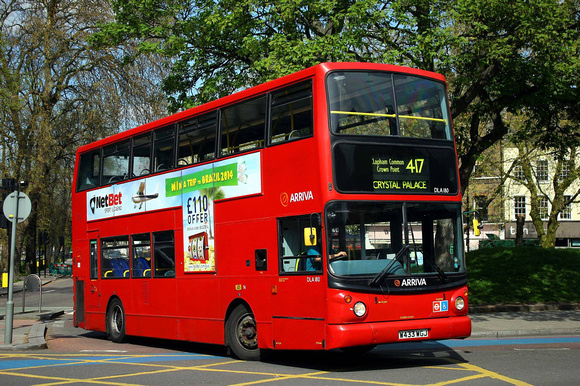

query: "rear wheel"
left=107, top=298, right=126, bottom=343
left=226, top=305, right=260, bottom=361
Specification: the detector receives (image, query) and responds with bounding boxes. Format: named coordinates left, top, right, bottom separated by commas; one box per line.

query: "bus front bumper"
left=326, top=315, right=471, bottom=350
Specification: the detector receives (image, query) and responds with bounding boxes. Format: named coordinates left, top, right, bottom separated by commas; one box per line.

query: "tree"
left=0, top=0, right=168, bottom=273
left=96, top=0, right=579, bottom=195
left=505, top=140, right=580, bottom=248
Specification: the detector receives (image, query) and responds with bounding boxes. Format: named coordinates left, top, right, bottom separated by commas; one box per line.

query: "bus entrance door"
left=273, top=218, right=326, bottom=350
left=87, top=237, right=101, bottom=310
left=272, top=270, right=326, bottom=350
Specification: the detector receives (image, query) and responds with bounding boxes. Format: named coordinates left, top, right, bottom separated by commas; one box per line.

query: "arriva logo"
left=395, top=278, right=427, bottom=287
left=280, top=191, right=314, bottom=207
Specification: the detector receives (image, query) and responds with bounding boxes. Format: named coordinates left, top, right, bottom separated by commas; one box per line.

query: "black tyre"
left=226, top=304, right=260, bottom=361
left=107, top=298, right=126, bottom=343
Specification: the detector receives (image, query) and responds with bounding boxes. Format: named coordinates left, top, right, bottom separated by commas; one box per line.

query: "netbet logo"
left=89, top=192, right=122, bottom=214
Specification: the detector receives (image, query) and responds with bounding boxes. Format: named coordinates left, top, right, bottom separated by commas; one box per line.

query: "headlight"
left=353, top=301, right=367, bottom=317
left=455, top=296, right=465, bottom=311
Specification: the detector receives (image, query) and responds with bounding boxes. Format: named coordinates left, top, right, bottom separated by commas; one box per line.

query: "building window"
left=539, top=196, right=549, bottom=220
left=536, top=160, right=548, bottom=182
left=513, top=161, right=525, bottom=183
left=559, top=196, right=572, bottom=220
left=514, top=196, right=526, bottom=220
left=559, top=161, right=570, bottom=181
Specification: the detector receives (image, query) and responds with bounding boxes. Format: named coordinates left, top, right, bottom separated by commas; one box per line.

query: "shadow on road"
left=68, top=329, right=467, bottom=371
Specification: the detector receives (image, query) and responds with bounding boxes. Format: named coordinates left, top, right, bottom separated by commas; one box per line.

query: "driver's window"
left=279, top=216, right=321, bottom=274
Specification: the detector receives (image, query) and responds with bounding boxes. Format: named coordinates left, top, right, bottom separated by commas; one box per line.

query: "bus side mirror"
left=304, top=227, right=317, bottom=246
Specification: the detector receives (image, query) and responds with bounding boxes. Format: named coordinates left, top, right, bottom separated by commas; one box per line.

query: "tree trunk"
left=515, top=215, right=525, bottom=246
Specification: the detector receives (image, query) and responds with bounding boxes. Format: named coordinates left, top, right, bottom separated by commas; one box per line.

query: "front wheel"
left=107, top=298, right=126, bottom=343
left=226, top=305, right=260, bottom=361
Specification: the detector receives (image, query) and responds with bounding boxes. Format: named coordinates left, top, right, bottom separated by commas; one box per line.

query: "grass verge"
left=466, top=247, right=580, bottom=305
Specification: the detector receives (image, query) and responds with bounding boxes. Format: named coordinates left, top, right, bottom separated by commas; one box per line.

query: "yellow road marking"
left=0, top=354, right=533, bottom=386
left=455, top=363, right=532, bottom=386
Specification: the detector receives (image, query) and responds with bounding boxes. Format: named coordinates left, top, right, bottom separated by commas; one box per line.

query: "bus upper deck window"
left=328, top=72, right=396, bottom=136
left=77, top=150, right=100, bottom=191
left=220, top=96, right=266, bottom=156
left=178, top=112, right=217, bottom=165
left=153, top=126, right=175, bottom=173
left=132, top=133, right=151, bottom=177
left=270, top=81, right=313, bottom=144
left=102, top=141, right=130, bottom=185
left=328, top=71, right=452, bottom=140
left=393, top=75, right=451, bottom=140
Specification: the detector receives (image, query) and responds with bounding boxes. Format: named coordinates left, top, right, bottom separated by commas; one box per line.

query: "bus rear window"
left=77, top=150, right=100, bottom=191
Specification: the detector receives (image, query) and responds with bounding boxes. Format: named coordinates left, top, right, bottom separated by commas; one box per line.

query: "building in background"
left=465, top=144, right=580, bottom=249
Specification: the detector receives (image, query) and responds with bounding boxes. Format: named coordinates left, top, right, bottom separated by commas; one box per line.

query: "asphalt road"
left=1, top=278, right=579, bottom=385
left=3, top=325, right=580, bottom=385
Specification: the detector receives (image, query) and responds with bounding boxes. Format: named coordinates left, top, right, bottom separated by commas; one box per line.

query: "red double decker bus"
left=72, top=62, right=470, bottom=360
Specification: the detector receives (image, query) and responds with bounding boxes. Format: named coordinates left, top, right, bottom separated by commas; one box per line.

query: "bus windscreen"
left=327, top=71, right=452, bottom=140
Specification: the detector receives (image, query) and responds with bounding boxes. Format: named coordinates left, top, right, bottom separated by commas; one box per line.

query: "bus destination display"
left=372, top=156, right=429, bottom=192
left=333, top=143, right=458, bottom=194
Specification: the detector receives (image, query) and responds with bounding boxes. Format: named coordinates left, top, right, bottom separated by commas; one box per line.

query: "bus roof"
left=77, top=62, right=446, bottom=154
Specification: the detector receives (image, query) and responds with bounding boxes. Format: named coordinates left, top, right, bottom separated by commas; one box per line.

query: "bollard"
left=22, top=274, right=43, bottom=313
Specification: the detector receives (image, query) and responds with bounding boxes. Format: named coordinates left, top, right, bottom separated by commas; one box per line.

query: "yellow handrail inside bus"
left=399, top=115, right=447, bottom=123
left=124, top=270, right=129, bottom=277
left=143, top=269, right=151, bottom=277
left=104, top=270, right=112, bottom=277
left=331, top=110, right=446, bottom=124
left=331, top=111, right=396, bottom=118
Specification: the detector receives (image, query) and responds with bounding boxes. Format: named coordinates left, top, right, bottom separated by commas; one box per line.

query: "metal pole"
left=4, top=188, right=20, bottom=345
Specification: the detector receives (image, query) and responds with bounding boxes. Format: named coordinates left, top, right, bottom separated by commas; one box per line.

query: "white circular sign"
left=3, top=191, right=32, bottom=223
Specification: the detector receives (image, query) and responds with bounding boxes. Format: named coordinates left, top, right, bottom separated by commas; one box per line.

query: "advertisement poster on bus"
left=86, top=152, right=262, bottom=273
left=173, top=153, right=261, bottom=272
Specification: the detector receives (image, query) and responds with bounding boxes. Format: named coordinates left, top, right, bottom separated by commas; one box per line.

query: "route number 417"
left=406, top=159, right=425, bottom=174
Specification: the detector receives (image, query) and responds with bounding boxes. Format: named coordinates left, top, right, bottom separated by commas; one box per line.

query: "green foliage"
left=467, top=247, right=580, bottom=305
left=95, top=1, right=580, bottom=198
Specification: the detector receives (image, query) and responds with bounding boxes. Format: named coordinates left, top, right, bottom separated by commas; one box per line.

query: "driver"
left=306, top=247, right=347, bottom=271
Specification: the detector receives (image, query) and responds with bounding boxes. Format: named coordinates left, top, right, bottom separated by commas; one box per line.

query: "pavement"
left=1, top=278, right=580, bottom=351
left=0, top=276, right=64, bottom=350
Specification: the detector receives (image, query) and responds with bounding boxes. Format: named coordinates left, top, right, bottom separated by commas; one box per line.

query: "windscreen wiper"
left=370, top=245, right=409, bottom=286
left=433, top=264, right=448, bottom=283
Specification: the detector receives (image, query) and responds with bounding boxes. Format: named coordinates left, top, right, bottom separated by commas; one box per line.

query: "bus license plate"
left=398, top=329, right=429, bottom=340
